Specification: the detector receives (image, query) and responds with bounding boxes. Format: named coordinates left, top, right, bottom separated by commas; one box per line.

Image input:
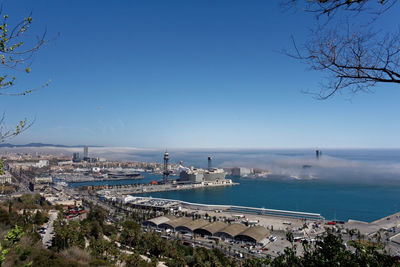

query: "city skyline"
left=1, top=1, right=400, bottom=148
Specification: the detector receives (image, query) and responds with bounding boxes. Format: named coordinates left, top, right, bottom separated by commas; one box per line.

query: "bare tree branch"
left=291, top=28, right=400, bottom=98
left=281, top=0, right=398, bottom=18
left=282, top=0, right=400, bottom=99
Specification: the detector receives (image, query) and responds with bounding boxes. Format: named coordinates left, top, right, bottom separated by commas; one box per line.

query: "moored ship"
left=106, top=171, right=143, bottom=180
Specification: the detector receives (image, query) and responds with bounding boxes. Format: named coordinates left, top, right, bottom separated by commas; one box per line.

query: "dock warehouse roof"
left=234, top=226, right=269, bottom=243
left=193, top=221, right=228, bottom=236
left=158, top=216, right=192, bottom=230
left=142, top=215, right=176, bottom=228
left=175, top=219, right=211, bottom=233
left=214, top=223, right=247, bottom=240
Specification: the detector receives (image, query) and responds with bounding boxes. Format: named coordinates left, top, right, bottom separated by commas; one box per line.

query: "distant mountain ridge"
left=0, top=143, right=103, bottom=148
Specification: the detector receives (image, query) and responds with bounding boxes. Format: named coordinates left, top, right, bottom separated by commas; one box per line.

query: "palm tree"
left=349, top=229, right=355, bottom=241
left=376, top=230, right=382, bottom=244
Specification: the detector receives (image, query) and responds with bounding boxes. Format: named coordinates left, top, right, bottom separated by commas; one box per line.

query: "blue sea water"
left=69, top=149, right=400, bottom=222
left=142, top=177, right=400, bottom=222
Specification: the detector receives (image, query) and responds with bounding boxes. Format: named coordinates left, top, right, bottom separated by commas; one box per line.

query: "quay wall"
left=95, top=180, right=239, bottom=193
left=114, top=195, right=324, bottom=221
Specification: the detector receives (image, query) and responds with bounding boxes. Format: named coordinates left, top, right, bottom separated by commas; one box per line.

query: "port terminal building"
left=179, top=167, right=226, bottom=183
left=231, top=167, right=252, bottom=177
left=178, top=156, right=226, bottom=183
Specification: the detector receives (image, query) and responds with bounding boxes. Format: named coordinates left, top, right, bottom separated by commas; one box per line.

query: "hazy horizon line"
left=4, top=142, right=400, bottom=150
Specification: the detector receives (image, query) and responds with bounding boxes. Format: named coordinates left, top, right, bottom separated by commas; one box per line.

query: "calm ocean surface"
left=69, top=149, right=400, bottom=222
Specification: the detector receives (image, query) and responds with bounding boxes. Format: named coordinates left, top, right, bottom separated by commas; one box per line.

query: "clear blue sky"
left=1, top=0, right=400, bottom=148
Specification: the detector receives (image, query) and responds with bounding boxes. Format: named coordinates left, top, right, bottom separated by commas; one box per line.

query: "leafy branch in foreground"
left=0, top=225, right=25, bottom=266
left=0, top=112, right=35, bottom=143
left=0, top=11, right=50, bottom=142
left=0, top=12, right=47, bottom=95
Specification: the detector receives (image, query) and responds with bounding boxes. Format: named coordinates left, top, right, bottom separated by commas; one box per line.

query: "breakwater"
left=96, top=179, right=239, bottom=195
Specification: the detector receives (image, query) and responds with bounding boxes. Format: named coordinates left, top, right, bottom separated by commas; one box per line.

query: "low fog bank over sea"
left=4, top=146, right=400, bottom=184
left=118, top=148, right=400, bottom=185
left=153, top=148, right=400, bottom=185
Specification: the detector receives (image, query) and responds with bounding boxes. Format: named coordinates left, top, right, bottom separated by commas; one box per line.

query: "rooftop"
left=235, top=225, right=270, bottom=243
left=177, top=219, right=211, bottom=232
left=214, top=223, right=247, bottom=239
left=159, top=216, right=192, bottom=229
left=143, top=215, right=176, bottom=227
left=194, top=221, right=228, bottom=236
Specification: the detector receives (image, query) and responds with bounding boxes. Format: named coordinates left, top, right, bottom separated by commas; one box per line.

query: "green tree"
left=53, top=220, right=85, bottom=250
left=0, top=208, right=10, bottom=225
left=0, top=225, right=25, bottom=266
left=4, top=224, right=24, bottom=245
left=270, top=231, right=397, bottom=266
left=0, top=159, right=4, bottom=175
left=89, top=236, right=109, bottom=257
left=120, top=220, right=142, bottom=248
left=33, top=211, right=48, bottom=225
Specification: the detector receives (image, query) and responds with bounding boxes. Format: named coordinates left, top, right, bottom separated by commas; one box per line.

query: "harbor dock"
left=96, top=179, right=239, bottom=194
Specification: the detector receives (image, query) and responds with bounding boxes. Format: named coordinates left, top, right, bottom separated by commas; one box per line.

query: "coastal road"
left=42, top=210, right=58, bottom=248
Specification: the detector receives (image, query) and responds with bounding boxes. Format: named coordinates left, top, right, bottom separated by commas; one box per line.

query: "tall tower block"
left=84, top=145, right=89, bottom=159
left=163, top=151, right=169, bottom=182
left=316, top=150, right=321, bottom=160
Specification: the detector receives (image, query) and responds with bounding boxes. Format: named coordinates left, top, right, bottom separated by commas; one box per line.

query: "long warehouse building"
left=143, top=216, right=270, bottom=244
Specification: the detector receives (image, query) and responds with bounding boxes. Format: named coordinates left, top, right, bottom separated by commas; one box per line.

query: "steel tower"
left=163, top=151, right=169, bottom=183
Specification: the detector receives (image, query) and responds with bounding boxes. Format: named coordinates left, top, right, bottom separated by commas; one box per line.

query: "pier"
left=96, top=179, right=239, bottom=195
left=66, top=176, right=143, bottom=183
left=100, top=195, right=325, bottom=221
left=178, top=201, right=324, bottom=220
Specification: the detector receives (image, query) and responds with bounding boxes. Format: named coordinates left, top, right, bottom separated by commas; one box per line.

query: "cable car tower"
left=163, top=150, right=169, bottom=183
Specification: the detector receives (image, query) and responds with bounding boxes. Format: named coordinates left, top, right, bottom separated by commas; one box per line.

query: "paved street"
left=42, top=210, right=58, bottom=248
